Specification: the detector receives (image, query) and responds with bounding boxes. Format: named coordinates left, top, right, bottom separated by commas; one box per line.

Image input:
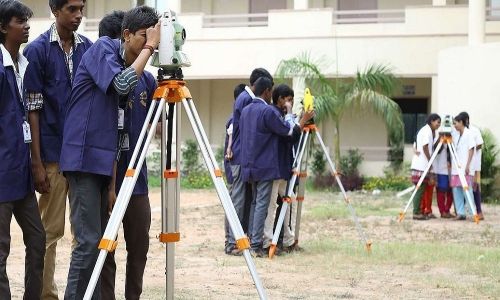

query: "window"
left=393, top=98, right=428, bottom=144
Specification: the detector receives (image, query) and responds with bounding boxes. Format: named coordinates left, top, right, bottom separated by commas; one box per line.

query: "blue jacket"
left=223, top=115, right=233, bottom=184
left=271, top=105, right=301, bottom=180
left=240, top=99, right=296, bottom=182
left=115, top=71, right=157, bottom=195
left=231, top=89, right=253, bottom=165
left=0, top=52, right=33, bottom=202
left=23, top=30, right=92, bottom=163
left=59, top=37, right=123, bottom=177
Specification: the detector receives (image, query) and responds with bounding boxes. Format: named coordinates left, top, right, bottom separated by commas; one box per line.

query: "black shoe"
left=454, top=215, right=466, bottom=221
left=225, top=245, right=242, bottom=256
left=413, top=214, right=428, bottom=220
left=250, top=248, right=266, bottom=258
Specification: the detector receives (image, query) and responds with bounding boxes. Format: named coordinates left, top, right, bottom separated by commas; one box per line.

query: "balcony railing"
left=203, top=13, right=268, bottom=28
left=333, top=9, right=405, bottom=24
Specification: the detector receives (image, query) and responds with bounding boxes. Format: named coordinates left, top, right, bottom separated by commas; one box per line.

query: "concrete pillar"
left=431, top=76, right=439, bottom=114
left=294, top=0, right=309, bottom=10
left=468, top=0, right=486, bottom=45
left=165, top=0, right=181, bottom=13
left=292, top=76, right=305, bottom=115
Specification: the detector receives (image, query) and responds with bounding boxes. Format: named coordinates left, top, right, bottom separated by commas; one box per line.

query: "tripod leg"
left=160, top=102, right=180, bottom=300
left=84, top=98, right=166, bottom=299
left=181, top=98, right=267, bottom=299
left=313, top=130, right=372, bottom=252
left=399, top=141, right=443, bottom=222
left=294, top=139, right=310, bottom=246
left=269, top=130, right=311, bottom=258
left=448, top=141, right=479, bottom=223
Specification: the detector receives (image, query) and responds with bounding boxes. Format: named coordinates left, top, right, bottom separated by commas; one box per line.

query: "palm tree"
left=275, top=53, right=404, bottom=165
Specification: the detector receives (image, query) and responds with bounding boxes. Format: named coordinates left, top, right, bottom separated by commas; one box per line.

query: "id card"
left=23, top=121, right=32, bottom=143
left=121, top=133, right=130, bottom=151
left=118, top=108, right=124, bottom=130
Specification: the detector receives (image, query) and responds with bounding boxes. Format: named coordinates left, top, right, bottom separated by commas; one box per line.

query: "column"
left=294, top=0, right=309, bottom=10
left=292, top=76, right=305, bottom=115
left=468, top=0, right=486, bottom=45
left=432, top=0, right=454, bottom=6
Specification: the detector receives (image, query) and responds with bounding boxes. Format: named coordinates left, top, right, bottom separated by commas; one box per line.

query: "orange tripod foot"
left=268, top=244, right=277, bottom=259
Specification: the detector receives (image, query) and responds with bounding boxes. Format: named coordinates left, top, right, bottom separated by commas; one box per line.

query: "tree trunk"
left=334, top=120, right=341, bottom=167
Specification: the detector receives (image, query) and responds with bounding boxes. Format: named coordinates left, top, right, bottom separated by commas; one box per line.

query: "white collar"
left=245, top=85, right=255, bottom=99
left=254, top=97, right=268, bottom=105
left=1, top=44, right=29, bottom=76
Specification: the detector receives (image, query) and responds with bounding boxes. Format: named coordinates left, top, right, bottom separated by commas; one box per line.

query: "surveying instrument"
left=84, top=10, right=267, bottom=299
left=268, top=88, right=372, bottom=258
left=398, top=114, right=480, bottom=224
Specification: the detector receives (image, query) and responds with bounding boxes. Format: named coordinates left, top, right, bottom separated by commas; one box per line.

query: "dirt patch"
left=6, top=190, right=500, bottom=299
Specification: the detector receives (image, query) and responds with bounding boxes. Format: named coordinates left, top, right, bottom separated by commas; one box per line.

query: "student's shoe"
left=282, top=243, right=304, bottom=253
left=478, top=213, right=485, bottom=220
left=454, top=215, right=466, bottom=221
left=413, top=214, right=427, bottom=220
left=426, top=213, right=437, bottom=219
left=441, top=213, right=453, bottom=219
left=249, top=248, right=266, bottom=258
left=225, top=245, right=242, bottom=256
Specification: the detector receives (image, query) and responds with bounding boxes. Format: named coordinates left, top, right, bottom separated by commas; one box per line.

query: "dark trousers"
left=64, top=172, right=110, bottom=300
left=0, top=192, right=46, bottom=299
left=101, top=194, right=151, bottom=300
left=248, top=180, right=273, bottom=250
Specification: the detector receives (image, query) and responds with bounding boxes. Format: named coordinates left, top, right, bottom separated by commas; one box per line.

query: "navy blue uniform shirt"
left=231, top=87, right=254, bottom=165
left=223, top=115, right=233, bottom=184
left=23, top=29, right=92, bottom=163
left=240, top=98, right=296, bottom=182
left=115, top=71, right=157, bottom=195
left=0, top=48, right=33, bottom=202
left=59, top=37, right=123, bottom=177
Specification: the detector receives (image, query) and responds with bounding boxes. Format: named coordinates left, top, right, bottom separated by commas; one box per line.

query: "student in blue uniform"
left=0, top=1, right=45, bottom=298
left=96, top=10, right=158, bottom=300
left=23, top=1, right=92, bottom=298
left=58, top=6, right=160, bottom=299
left=226, top=68, right=273, bottom=255
left=240, top=77, right=313, bottom=257
left=263, top=84, right=301, bottom=253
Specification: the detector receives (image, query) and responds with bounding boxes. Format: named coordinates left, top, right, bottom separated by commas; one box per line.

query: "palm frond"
left=345, top=88, right=404, bottom=142
left=352, top=64, right=399, bottom=96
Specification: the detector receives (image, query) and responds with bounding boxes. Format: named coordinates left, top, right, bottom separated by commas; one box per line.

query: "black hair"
left=426, top=113, right=441, bottom=125
left=0, top=0, right=33, bottom=44
left=454, top=113, right=468, bottom=127
left=233, top=83, right=246, bottom=100
left=249, top=68, right=273, bottom=86
left=99, top=10, right=125, bottom=38
left=121, top=5, right=159, bottom=41
left=253, top=77, right=273, bottom=97
left=49, top=0, right=86, bottom=12
left=272, top=84, right=294, bottom=105
left=457, top=111, right=470, bottom=126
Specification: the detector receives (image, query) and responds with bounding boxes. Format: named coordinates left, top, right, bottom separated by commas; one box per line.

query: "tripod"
left=268, top=124, right=372, bottom=258
left=398, top=134, right=480, bottom=224
left=84, top=68, right=267, bottom=300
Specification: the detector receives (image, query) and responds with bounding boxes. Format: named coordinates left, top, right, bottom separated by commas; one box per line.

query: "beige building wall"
left=24, top=0, right=51, bottom=17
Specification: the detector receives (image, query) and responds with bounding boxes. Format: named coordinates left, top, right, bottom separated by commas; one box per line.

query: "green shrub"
left=181, top=139, right=201, bottom=175
left=480, top=129, right=500, bottom=203
left=311, top=147, right=326, bottom=176
left=180, top=170, right=213, bottom=189
left=363, top=175, right=411, bottom=191
left=338, top=148, right=364, bottom=191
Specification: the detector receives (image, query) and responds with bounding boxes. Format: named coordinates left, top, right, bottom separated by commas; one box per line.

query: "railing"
left=203, top=13, right=268, bottom=28
left=83, top=18, right=100, bottom=32
left=333, top=9, right=405, bottom=24
left=486, top=6, right=500, bottom=21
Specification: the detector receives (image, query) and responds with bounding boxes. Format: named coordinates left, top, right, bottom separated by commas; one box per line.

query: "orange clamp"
left=153, top=80, right=192, bottom=103
left=283, top=196, right=292, bottom=204
left=299, top=172, right=308, bottom=178
left=159, top=232, right=180, bottom=243
left=214, top=169, right=223, bottom=177
left=163, top=170, right=179, bottom=179
left=98, top=239, right=118, bottom=252
left=296, top=196, right=305, bottom=202
left=125, top=169, right=135, bottom=177
left=236, top=236, right=250, bottom=250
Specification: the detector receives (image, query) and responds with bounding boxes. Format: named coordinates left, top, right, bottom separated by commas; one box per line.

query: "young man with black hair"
left=0, top=1, right=46, bottom=298
left=223, top=82, right=246, bottom=254
left=59, top=5, right=160, bottom=299
left=240, top=78, right=313, bottom=257
left=97, top=10, right=158, bottom=300
left=263, top=84, right=302, bottom=254
left=23, top=1, right=92, bottom=298
left=226, top=68, right=273, bottom=255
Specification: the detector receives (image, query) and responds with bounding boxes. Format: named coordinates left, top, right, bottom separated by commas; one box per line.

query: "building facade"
left=24, top=0, right=500, bottom=175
